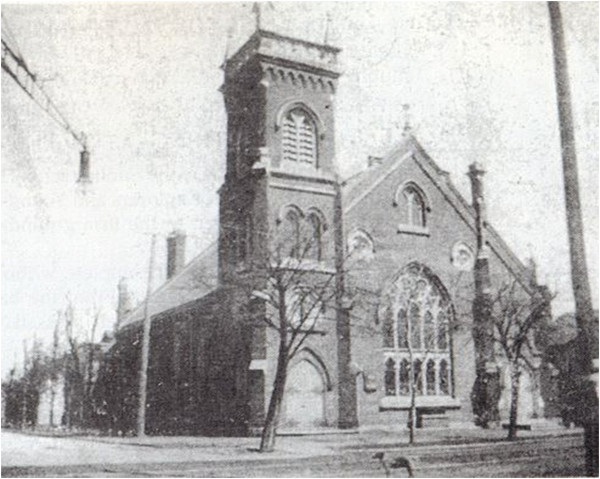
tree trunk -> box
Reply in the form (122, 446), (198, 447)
(508, 366), (521, 441)
(259, 342), (289, 452)
(408, 347), (416, 445)
(408, 387), (416, 445)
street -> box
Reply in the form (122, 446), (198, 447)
(2, 430), (585, 477)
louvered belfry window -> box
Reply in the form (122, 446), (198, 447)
(282, 107), (317, 166)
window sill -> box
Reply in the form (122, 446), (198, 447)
(397, 224), (430, 237)
(379, 395), (461, 411)
(275, 258), (336, 274)
(382, 349), (450, 356)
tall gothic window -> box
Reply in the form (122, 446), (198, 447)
(396, 183), (427, 229)
(281, 208), (301, 258)
(279, 206), (326, 261)
(282, 107), (317, 166)
(382, 263), (452, 397)
(306, 213), (323, 261)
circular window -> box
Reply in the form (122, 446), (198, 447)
(451, 242), (475, 271)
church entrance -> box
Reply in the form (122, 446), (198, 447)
(282, 359), (326, 429)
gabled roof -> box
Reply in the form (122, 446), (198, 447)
(119, 241), (219, 330)
(342, 139), (414, 211)
(341, 134), (535, 293)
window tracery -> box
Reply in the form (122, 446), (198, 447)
(381, 264), (453, 397)
(347, 229), (375, 262)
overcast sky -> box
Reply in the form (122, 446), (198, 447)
(2, 1), (597, 377)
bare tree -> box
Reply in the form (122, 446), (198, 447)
(62, 298), (102, 429)
(21, 338), (48, 428)
(248, 231), (340, 452)
(489, 280), (553, 440)
(48, 315), (61, 427)
(83, 307), (101, 426)
(63, 299), (82, 429)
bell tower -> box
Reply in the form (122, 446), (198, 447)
(218, 29), (341, 281)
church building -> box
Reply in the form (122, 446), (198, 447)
(96, 27), (548, 436)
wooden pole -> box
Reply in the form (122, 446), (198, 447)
(548, 3), (597, 476)
(548, 2), (595, 362)
(137, 234), (157, 437)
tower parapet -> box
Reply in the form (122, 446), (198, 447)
(224, 30), (340, 81)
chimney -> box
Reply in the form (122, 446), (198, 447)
(368, 156), (383, 168)
(526, 257), (538, 287)
(167, 230), (186, 279)
(116, 277), (132, 329)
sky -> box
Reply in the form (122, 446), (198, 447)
(1, 1), (598, 377)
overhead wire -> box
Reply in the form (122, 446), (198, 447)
(1, 15), (86, 149)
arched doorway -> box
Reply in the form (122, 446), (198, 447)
(282, 359), (326, 429)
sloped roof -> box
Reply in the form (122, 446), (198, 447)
(341, 134), (535, 293)
(341, 139), (414, 210)
(119, 241), (219, 329)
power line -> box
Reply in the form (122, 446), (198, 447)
(1, 14), (91, 186)
(1, 39), (86, 148)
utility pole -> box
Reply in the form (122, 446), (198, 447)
(137, 234), (157, 437)
(548, 2), (597, 475)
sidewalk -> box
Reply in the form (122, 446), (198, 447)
(2, 420), (584, 469)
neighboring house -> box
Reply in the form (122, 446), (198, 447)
(36, 341), (107, 429)
(36, 375), (65, 428)
(96, 28), (548, 436)
(541, 312), (599, 426)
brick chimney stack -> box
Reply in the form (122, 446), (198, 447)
(167, 230), (186, 279)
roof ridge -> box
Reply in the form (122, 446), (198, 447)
(119, 239), (218, 328)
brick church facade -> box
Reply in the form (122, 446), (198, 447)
(96, 29), (547, 435)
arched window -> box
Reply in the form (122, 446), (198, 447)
(426, 359), (436, 395)
(405, 186), (425, 227)
(282, 107), (317, 166)
(306, 213), (323, 261)
(399, 359), (410, 395)
(440, 360), (450, 395)
(395, 182), (428, 232)
(280, 207), (301, 258)
(413, 359), (423, 394)
(380, 263), (453, 397)
(347, 229), (375, 262)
